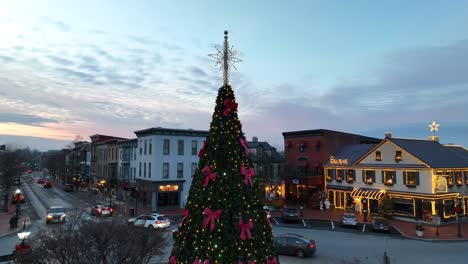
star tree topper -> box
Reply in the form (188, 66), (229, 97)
(209, 30), (242, 85)
(428, 121), (440, 132)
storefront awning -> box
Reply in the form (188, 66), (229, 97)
(351, 189), (385, 200)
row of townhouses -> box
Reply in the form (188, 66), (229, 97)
(51, 127), (468, 222)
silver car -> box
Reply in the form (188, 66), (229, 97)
(46, 206), (66, 224)
(341, 212), (358, 227)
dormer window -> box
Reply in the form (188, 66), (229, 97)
(375, 151), (382, 161)
(395, 151), (402, 162)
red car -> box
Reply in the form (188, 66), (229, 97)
(37, 178), (45, 184)
(44, 182), (52, 188)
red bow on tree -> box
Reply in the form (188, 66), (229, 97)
(198, 140), (207, 158)
(238, 219), (254, 240)
(241, 166), (255, 187)
(194, 259), (210, 264)
(239, 138), (250, 155)
(169, 255), (177, 264)
(203, 208), (222, 231)
(266, 257), (278, 264)
(201, 165), (217, 187)
(180, 209), (190, 226)
(223, 98), (238, 116)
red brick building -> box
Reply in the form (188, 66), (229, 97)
(282, 129), (380, 206)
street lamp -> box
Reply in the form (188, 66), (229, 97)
(17, 231), (30, 247)
(15, 189), (21, 216)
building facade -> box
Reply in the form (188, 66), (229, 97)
(118, 139), (137, 200)
(89, 134), (125, 186)
(324, 133), (468, 222)
(134, 127), (209, 212)
(282, 129), (380, 206)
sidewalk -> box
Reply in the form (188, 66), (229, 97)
(154, 205), (468, 242)
(0, 212), (30, 239)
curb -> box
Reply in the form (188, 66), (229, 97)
(0, 215), (31, 239)
(390, 224), (468, 242)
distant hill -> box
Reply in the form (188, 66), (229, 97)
(0, 134), (70, 151)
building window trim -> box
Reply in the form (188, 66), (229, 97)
(163, 139), (170, 155)
(191, 140), (198, 155)
(163, 163), (169, 179)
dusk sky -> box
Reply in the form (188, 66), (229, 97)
(1, 0), (468, 151)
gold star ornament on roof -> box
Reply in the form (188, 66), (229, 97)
(428, 121), (440, 132)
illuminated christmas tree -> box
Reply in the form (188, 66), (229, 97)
(169, 31), (278, 264)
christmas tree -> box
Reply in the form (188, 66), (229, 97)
(378, 191), (394, 219)
(169, 31), (278, 264)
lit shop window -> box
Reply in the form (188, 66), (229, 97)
(455, 171), (463, 186)
(335, 170), (343, 182)
(404, 171), (418, 187)
(364, 170), (375, 184)
(326, 169), (334, 182)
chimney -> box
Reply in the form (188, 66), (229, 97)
(429, 136), (439, 142)
(385, 132), (392, 138)
(252, 136), (258, 142)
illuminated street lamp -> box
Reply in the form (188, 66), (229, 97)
(15, 189), (21, 216)
(17, 231), (30, 247)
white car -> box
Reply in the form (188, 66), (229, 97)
(128, 213), (171, 228)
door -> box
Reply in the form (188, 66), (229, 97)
(274, 237), (288, 255)
(133, 216), (146, 227)
(370, 199), (379, 215)
(144, 216), (155, 227)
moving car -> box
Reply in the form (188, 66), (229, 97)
(91, 205), (114, 217)
(371, 217), (391, 232)
(37, 178), (45, 184)
(46, 206), (66, 224)
(273, 234), (316, 258)
(63, 184), (74, 192)
(282, 207), (300, 222)
(341, 212), (359, 227)
(43, 181), (52, 188)
(128, 213), (170, 228)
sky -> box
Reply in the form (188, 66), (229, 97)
(1, 0), (468, 151)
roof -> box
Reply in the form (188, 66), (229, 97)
(247, 141), (284, 162)
(445, 145), (468, 162)
(134, 127), (209, 137)
(282, 129), (381, 142)
(388, 138), (468, 168)
(324, 144), (377, 166)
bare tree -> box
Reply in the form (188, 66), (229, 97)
(0, 151), (22, 210)
(15, 210), (166, 264)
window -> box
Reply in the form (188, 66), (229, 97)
(375, 151), (382, 161)
(133, 168), (136, 179)
(144, 140), (147, 155)
(191, 140), (198, 155)
(315, 143), (321, 152)
(191, 162), (197, 176)
(465, 171), (468, 185)
(383, 171), (396, 186)
(149, 139), (152, 155)
(133, 148), (136, 160)
(335, 169), (343, 182)
(455, 171), (462, 186)
(446, 171), (454, 187)
(139, 162), (141, 177)
(395, 150), (402, 162)
(178, 140), (184, 155)
(299, 145), (305, 152)
(144, 162), (146, 178)
(363, 170), (375, 184)
(163, 139), (170, 155)
(148, 163), (151, 178)
(346, 170), (355, 183)
(140, 140), (142, 155)
(177, 163), (183, 178)
(404, 171), (418, 187)
(326, 169), (334, 181)
(163, 163), (169, 179)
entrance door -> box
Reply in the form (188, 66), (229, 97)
(370, 199), (378, 214)
(158, 192), (179, 207)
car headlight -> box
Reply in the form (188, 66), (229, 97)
(47, 215), (53, 219)
(61, 214), (66, 218)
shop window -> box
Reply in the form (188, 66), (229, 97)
(404, 171), (419, 187)
(346, 170), (355, 183)
(465, 171), (468, 185)
(444, 200), (455, 216)
(363, 170), (375, 184)
(447, 171), (454, 187)
(383, 171), (396, 186)
(375, 151), (382, 161)
(335, 170), (343, 182)
(455, 171), (462, 186)
(326, 169), (334, 181)
(393, 198), (414, 216)
(395, 150), (402, 162)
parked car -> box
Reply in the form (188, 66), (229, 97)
(128, 213), (170, 228)
(273, 234), (316, 258)
(341, 212), (359, 227)
(91, 204), (113, 217)
(37, 178), (45, 184)
(43, 181), (52, 188)
(263, 206), (272, 219)
(282, 207), (300, 222)
(63, 184), (74, 192)
(46, 206), (66, 224)
(371, 217), (391, 232)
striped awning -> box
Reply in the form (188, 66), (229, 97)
(351, 189), (385, 200)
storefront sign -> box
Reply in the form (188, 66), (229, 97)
(329, 156), (348, 165)
(434, 176), (447, 193)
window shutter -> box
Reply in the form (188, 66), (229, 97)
(332, 169), (336, 180)
(403, 171), (407, 184)
(352, 170), (356, 181)
(393, 171), (397, 184)
(362, 170), (365, 182)
(416, 172), (420, 185)
(381, 171), (385, 184)
(372, 171), (376, 183)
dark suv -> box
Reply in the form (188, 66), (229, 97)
(273, 234), (316, 258)
(282, 208), (300, 222)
